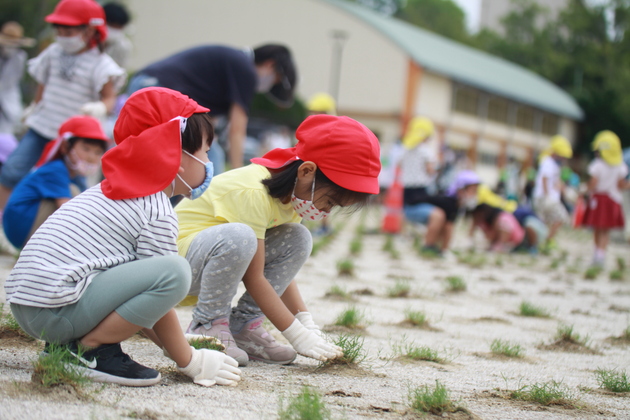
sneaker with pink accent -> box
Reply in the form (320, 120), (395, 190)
(232, 318), (297, 365)
(185, 318), (249, 367)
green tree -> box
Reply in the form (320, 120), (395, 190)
(395, 0), (469, 43)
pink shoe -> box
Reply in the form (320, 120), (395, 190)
(186, 318), (249, 366)
(233, 318), (296, 365)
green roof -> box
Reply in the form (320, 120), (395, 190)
(323, 0), (583, 120)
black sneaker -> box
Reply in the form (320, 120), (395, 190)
(43, 341), (161, 387)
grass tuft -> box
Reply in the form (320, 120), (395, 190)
(490, 339), (525, 358)
(403, 309), (428, 328)
(334, 306), (365, 329)
(519, 301), (551, 318)
(336, 258), (355, 277)
(616, 256), (626, 272)
(394, 341), (446, 363)
(382, 235), (400, 259)
(508, 380), (578, 407)
(408, 380), (461, 415)
(584, 266), (603, 280)
(32, 343), (90, 388)
(445, 276), (467, 292)
(324, 285), (353, 300)
(349, 237), (362, 256)
(595, 368), (630, 393)
(188, 336), (225, 352)
(387, 280), (411, 298)
(555, 324), (590, 347)
(321, 334), (366, 366)
(609, 269), (625, 281)
(278, 385), (331, 420)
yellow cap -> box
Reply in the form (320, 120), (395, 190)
(307, 93), (336, 115)
(592, 130), (622, 165)
(549, 135), (573, 159)
(477, 184), (518, 212)
(402, 117), (434, 149)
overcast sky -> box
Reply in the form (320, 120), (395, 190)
(451, 0), (482, 31)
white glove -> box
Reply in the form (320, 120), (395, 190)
(295, 311), (323, 337)
(80, 101), (107, 118)
(178, 347), (241, 387)
(282, 319), (343, 362)
(21, 102), (38, 122)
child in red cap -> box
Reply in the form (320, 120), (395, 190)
(2, 115), (108, 249)
(0, 0), (125, 214)
(176, 114), (381, 366)
(4, 87), (241, 388)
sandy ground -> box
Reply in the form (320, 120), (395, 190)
(1, 208), (629, 419)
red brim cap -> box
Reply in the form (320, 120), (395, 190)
(101, 87), (209, 200)
(45, 14), (86, 26)
(250, 147), (299, 168)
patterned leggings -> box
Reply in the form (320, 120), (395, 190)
(185, 223), (312, 333)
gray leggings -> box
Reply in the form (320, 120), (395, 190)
(11, 255), (191, 344)
(185, 223), (312, 333)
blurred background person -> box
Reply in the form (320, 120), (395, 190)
(0, 21), (35, 169)
(103, 2), (133, 70)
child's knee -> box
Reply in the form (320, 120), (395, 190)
(285, 223), (313, 255)
(159, 255), (192, 300)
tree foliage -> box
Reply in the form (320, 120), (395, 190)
(395, 0), (470, 43)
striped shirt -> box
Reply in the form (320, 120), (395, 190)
(26, 43), (126, 139)
(4, 184), (178, 308)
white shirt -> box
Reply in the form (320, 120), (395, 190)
(4, 185), (178, 308)
(26, 43), (126, 139)
(588, 158), (629, 203)
(534, 156), (561, 202)
(400, 142), (437, 188)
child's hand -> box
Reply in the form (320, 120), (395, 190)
(295, 311), (323, 337)
(282, 319), (343, 361)
(178, 347), (241, 387)
(80, 101), (107, 119)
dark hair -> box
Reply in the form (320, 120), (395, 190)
(182, 113), (214, 154)
(472, 203), (502, 226)
(68, 137), (108, 153)
(103, 3), (131, 27)
(261, 160), (372, 211)
(253, 44), (296, 89)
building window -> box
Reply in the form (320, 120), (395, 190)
(478, 152), (497, 166)
(516, 106), (534, 130)
(487, 97), (508, 123)
(541, 113), (559, 135)
(453, 87), (479, 115)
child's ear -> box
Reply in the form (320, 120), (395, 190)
(297, 161), (317, 180)
(177, 166), (185, 175)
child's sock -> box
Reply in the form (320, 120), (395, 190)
(594, 248), (606, 264)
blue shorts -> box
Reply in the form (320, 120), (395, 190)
(404, 203), (436, 225)
(0, 129), (51, 189)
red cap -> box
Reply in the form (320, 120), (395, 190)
(46, 0), (107, 44)
(251, 115), (381, 194)
(101, 87), (209, 200)
(35, 115), (108, 167)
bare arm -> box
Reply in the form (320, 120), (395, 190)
(227, 103), (248, 169)
(242, 239), (294, 331)
(587, 176), (598, 194)
(55, 198), (70, 208)
(34, 84), (45, 103)
(99, 79), (117, 113)
(280, 281), (308, 315)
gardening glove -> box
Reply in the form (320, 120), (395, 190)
(80, 101), (107, 119)
(295, 311), (323, 337)
(282, 319), (343, 362)
(178, 346), (241, 387)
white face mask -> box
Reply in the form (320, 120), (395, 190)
(462, 195), (478, 210)
(56, 34), (86, 54)
(106, 26), (124, 41)
(291, 178), (330, 221)
(257, 72), (276, 93)
(65, 149), (99, 176)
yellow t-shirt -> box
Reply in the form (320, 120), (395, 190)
(176, 164), (302, 257)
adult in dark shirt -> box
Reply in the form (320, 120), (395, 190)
(128, 44), (297, 171)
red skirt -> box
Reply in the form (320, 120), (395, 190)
(582, 193), (625, 229)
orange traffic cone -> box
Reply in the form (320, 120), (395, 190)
(381, 168), (403, 234)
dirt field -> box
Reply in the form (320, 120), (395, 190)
(1, 209), (629, 419)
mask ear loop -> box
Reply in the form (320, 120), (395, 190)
(310, 176), (316, 202)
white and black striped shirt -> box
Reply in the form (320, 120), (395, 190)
(4, 185), (178, 308)
(26, 43), (126, 139)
